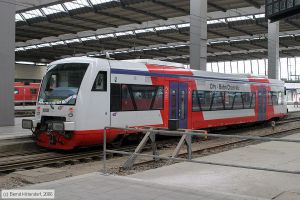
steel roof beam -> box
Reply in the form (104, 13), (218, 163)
(86, 0), (141, 24)
(285, 19), (300, 29)
(16, 27), (54, 37)
(116, 38), (147, 47)
(72, 16), (118, 28)
(136, 36), (167, 44)
(120, 1), (167, 20)
(151, 0), (189, 14)
(156, 34), (186, 43)
(229, 43), (249, 51)
(208, 2), (226, 12)
(242, 0), (261, 8)
(96, 10), (141, 24)
(16, 33), (41, 40)
(31, 24), (78, 34)
(209, 45), (229, 52)
(208, 30), (229, 38)
(50, 20), (98, 31)
(250, 41), (266, 49)
(60, 3), (118, 28)
(227, 24), (253, 36)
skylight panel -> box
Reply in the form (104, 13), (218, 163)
(175, 44), (188, 48)
(37, 43), (51, 48)
(135, 28), (155, 34)
(177, 23), (190, 28)
(158, 46), (169, 49)
(207, 19), (226, 24)
(22, 9), (43, 19)
(24, 45), (37, 50)
(64, 0), (89, 10)
(254, 14), (265, 19)
(15, 47), (25, 52)
(16, 61), (35, 65)
(210, 40), (226, 44)
(155, 25), (176, 31)
(15, 14), (24, 22)
(51, 41), (65, 46)
(42, 4), (65, 15)
(90, 0), (120, 5)
(81, 36), (97, 41)
(97, 34), (114, 39)
(115, 31), (134, 37)
(65, 38), (80, 43)
(227, 15), (253, 22)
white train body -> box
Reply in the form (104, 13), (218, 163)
(22, 57), (287, 149)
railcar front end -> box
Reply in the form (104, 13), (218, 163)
(22, 58), (116, 150)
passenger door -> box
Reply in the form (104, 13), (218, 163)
(169, 82), (188, 129)
(258, 87), (267, 121)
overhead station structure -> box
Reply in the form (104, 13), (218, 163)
(1, 0), (300, 126)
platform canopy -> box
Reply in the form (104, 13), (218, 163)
(14, 0), (300, 63)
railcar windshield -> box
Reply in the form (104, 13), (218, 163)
(38, 63), (89, 105)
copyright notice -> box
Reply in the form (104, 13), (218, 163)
(1, 189), (55, 199)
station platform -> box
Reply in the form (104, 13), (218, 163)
(20, 132), (300, 200)
(0, 117), (32, 139)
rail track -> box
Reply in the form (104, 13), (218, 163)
(1, 117), (300, 174)
(119, 119), (300, 170)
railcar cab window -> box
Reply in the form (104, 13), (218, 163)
(192, 90), (256, 111)
(92, 71), (107, 91)
(111, 84), (164, 112)
(38, 63), (89, 105)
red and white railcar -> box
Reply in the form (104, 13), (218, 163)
(14, 82), (40, 105)
(22, 57), (287, 150)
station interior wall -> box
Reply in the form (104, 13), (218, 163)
(15, 64), (46, 82)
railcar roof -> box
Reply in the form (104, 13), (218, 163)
(48, 57), (284, 85)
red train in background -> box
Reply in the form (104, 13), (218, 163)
(14, 82), (40, 105)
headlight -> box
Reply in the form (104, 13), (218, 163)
(22, 119), (33, 129)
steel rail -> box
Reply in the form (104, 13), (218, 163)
(105, 126), (300, 143)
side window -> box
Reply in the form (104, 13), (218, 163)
(92, 71), (107, 91)
(225, 92), (235, 110)
(110, 84), (164, 112)
(202, 91), (212, 111)
(243, 93), (251, 109)
(268, 92), (273, 105)
(152, 86), (164, 110)
(234, 93), (244, 109)
(121, 85), (135, 111)
(271, 92), (279, 105)
(192, 91), (201, 111)
(211, 91), (225, 110)
(278, 92), (284, 105)
(250, 92), (256, 108)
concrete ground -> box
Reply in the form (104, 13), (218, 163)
(131, 133), (300, 200)
(0, 117), (32, 139)
(17, 132), (300, 200)
(23, 173), (264, 200)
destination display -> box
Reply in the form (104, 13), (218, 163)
(266, 0), (300, 22)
